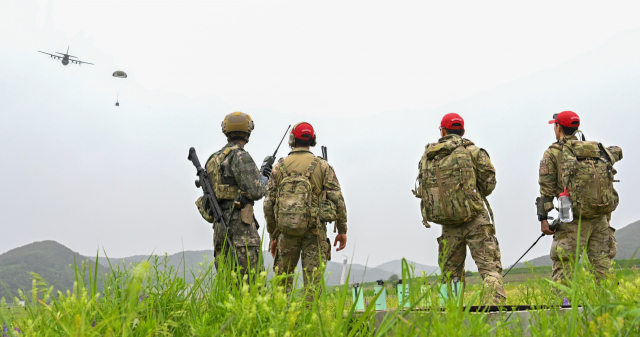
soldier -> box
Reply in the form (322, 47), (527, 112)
(195, 112), (268, 275)
(537, 111), (622, 283)
(263, 122), (347, 300)
(414, 113), (506, 301)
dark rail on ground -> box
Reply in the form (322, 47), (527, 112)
(401, 304), (576, 313)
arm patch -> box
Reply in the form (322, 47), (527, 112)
(539, 164), (549, 176)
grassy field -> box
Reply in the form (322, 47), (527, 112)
(0, 252), (639, 336)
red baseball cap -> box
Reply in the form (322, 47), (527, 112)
(549, 111), (580, 127)
(292, 122), (315, 140)
(441, 113), (464, 130)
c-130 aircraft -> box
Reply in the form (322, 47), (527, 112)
(38, 47), (93, 66)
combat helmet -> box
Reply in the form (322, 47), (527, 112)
(222, 112), (254, 142)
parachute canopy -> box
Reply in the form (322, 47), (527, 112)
(112, 70), (127, 78)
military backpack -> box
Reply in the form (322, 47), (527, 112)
(415, 137), (491, 226)
(205, 145), (242, 200)
(275, 157), (321, 236)
(550, 133), (619, 218)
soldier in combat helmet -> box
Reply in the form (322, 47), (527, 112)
(263, 122), (348, 300)
(195, 112), (269, 275)
(414, 113), (506, 301)
(537, 111), (622, 283)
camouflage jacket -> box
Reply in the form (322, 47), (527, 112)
(195, 141), (266, 248)
(264, 148), (348, 240)
(538, 135), (622, 214)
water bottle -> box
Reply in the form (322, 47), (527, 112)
(558, 188), (573, 223)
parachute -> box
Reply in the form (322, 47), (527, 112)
(112, 70), (128, 106)
(112, 71), (127, 78)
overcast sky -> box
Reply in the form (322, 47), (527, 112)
(1, 0), (639, 269)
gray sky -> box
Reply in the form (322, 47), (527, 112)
(1, 0), (639, 269)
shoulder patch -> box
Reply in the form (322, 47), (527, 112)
(539, 163), (549, 176)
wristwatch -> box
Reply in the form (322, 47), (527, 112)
(538, 215), (549, 221)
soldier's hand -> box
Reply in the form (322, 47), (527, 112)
(334, 234), (347, 251)
(541, 220), (555, 235)
(270, 239), (278, 258)
(260, 156), (274, 178)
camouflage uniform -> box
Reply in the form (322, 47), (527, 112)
(264, 148), (347, 297)
(419, 134), (506, 299)
(196, 141), (266, 275)
(539, 136), (621, 282)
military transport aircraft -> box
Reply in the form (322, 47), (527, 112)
(38, 47), (93, 66)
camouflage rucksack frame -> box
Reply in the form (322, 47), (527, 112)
(414, 138), (494, 226)
(550, 131), (619, 218)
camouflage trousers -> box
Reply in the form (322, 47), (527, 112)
(550, 214), (616, 282)
(214, 243), (262, 277)
(437, 213), (507, 299)
(274, 229), (331, 300)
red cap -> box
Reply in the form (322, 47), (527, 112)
(559, 187), (570, 197)
(440, 113), (464, 130)
(292, 122), (314, 141)
(549, 111), (580, 127)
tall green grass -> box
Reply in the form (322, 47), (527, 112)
(1, 245), (639, 336)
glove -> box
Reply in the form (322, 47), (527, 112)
(260, 156), (275, 178)
(536, 197), (547, 221)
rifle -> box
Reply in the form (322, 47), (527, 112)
(502, 217), (561, 277)
(260, 125), (291, 177)
(321, 146), (327, 161)
(188, 147), (236, 256)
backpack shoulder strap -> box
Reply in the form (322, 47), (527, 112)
(306, 157), (322, 195)
(461, 138), (475, 147)
(224, 144), (240, 155)
(548, 143), (563, 151)
(278, 157), (289, 176)
(215, 145), (240, 163)
(305, 157), (321, 178)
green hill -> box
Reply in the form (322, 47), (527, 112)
(514, 219), (640, 268)
(0, 241), (107, 301)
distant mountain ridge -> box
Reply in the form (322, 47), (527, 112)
(514, 219), (640, 268)
(96, 250), (438, 285)
(375, 259), (439, 276)
(0, 241), (108, 300)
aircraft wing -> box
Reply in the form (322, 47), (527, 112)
(73, 59), (94, 65)
(38, 51), (61, 59)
